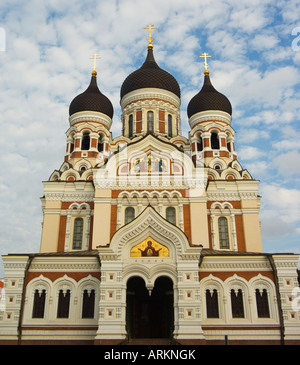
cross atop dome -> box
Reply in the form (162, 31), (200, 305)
(144, 24), (157, 49)
(90, 53), (101, 76)
(200, 52), (211, 75)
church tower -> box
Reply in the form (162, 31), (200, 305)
(120, 33), (180, 139)
(1, 27), (299, 346)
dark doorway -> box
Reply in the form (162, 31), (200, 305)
(126, 276), (174, 339)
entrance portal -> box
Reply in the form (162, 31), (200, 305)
(126, 276), (174, 339)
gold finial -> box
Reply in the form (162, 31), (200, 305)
(144, 24), (157, 49)
(90, 53), (101, 75)
(200, 52), (211, 75)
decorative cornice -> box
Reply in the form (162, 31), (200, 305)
(207, 191), (258, 201)
(120, 88), (181, 109)
(44, 192), (95, 202)
(29, 263), (100, 272)
(69, 110), (112, 130)
(189, 110), (232, 129)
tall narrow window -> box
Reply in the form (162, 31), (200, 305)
(82, 289), (95, 319)
(72, 217), (84, 250)
(168, 114), (172, 137)
(218, 217), (229, 249)
(128, 114), (133, 138)
(147, 111), (154, 133)
(98, 134), (103, 152)
(166, 207), (176, 225)
(231, 289), (245, 318)
(211, 132), (219, 149)
(32, 289), (46, 318)
(125, 207), (135, 225)
(81, 132), (90, 150)
(255, 289), (270, 318)
(70, 133), (75, 153)
(206, 289), (219, 318)
(197, 137), (203, 152)
(57, 289), (70, 318)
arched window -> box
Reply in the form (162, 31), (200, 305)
(218, 217), (229, 249)
(32, 289), (46, 318)
(72, 217), (84, 250)
(82, 289), (95, 319)
(168, 114), (172, 137)
(81, 131), (90, 150)
(255, 289), (270, 318)
(231, 289), (245, 318)
(147, 111), (154, 133)
(125, 207), (135, 225)
(206, 289), (219, 318)
(128, 114), (133, 138)
(166, 207), (176, 225)
(57, 289), (70, 318)
(211, 132), (219, 149)
(98, 134), (103, 152)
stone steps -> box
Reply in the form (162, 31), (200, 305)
(125, 338), (173, 346)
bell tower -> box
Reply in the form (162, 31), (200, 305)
(120, 25), (181, 140)
(65, 55), (114, 170)
(188, 53), (237, 170)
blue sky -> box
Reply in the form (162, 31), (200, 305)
(0, 0), (299, 277)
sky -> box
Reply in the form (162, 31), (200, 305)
(0, 0), (300, 277)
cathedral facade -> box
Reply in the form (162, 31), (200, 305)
(1, 32), (300, 345)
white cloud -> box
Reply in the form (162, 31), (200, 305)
(273, 151), (300, 176)
(238, 146), (264, 160)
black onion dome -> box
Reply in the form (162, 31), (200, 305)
(121, 48), (180, 99)
(69, 72), (114, 118)
(187, 72), (232, 118)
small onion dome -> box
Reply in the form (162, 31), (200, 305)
(120, 47), (180, 99)
(187, 70), (232, 118)
(69, 71), (114, 118)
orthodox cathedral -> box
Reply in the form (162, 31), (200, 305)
(0, 27), (299, 345)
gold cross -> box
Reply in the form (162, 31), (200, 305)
(200, 52), (211, 72)
(90, 53), (101, 71)
(144, 24), (157, 48)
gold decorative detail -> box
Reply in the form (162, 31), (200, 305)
(200, 52), (211, 75)
(132, 152), (167, 173)
(90, 53), (101, 75)
(144, 24), (157, 49)
(130, 237), (169, 257)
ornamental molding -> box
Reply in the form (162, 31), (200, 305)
(29, 263), (100, 272)
(69, 111), (112, 129)
(44, 192), (95, 202)
(200, 261), (272, 271)
(189, 110), (232, 129)
(207, 191), (258, 201)
(120, 88), (181, 109)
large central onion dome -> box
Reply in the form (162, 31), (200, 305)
(69, 71), (114, 119)
(120, 47), (180, 99)
(187, 70), (232, 118)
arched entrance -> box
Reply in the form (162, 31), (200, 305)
(126, 276), (174, 339)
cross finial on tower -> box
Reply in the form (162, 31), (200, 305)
(90, 53), (101, 75)
(144, 24), (157, 49)
(200, 52), (211, 75)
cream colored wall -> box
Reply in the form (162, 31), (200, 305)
(92, 189), (112, 248)
(241, 199), (263, 252)
(189, 201), (210, 247)
(40, 201), (61, 253)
